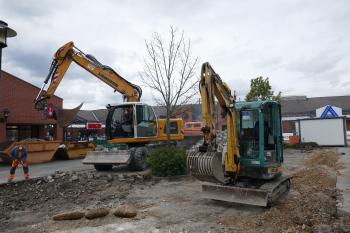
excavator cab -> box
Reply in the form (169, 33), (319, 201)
(237, 101), (283, 180)
(106, 103), (157, 140)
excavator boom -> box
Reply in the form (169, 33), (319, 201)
(35, 42), (141, 111)
(188, 62), (240, 183)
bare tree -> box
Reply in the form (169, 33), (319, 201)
(141, 26), (199, 140)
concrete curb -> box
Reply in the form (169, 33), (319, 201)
(336, 148), (350, 216)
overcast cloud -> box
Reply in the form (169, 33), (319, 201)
(0, 0), (349, 109)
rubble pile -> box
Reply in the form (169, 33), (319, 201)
(305, 149), (342, 169)
(187, 130), (227, 153)
(0, 170), (148, 232)
(220, 149), (349, 233)
(256, 166), (338, 232)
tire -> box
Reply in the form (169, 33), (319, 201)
(94, 164), (113, 171)
(127, 147), (137, 171)
(130, 147), (149, 171)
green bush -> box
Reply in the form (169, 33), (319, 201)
(147, 146), (187, 177)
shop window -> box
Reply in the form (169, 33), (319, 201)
(6, 125), (32, 141)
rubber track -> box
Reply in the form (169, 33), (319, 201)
(259, 175), (291, 207)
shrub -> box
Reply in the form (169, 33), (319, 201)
(147, 146), (187, 177)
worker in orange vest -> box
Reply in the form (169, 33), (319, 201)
(7, 145), (30, 182)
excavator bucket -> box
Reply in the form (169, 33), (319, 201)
(187, 151), (226, 183)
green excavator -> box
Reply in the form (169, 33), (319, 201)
(187, 62), (290, 207)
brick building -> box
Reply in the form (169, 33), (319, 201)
(0, 71), (63, 148)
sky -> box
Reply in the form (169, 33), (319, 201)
(0, 0), (349, 110)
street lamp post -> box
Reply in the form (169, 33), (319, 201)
(0, 20), (17, 76)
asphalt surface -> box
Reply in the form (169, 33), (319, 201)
(0, 159), (94, 184)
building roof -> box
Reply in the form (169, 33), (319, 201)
(76, 109), (108, 124)
(72, 95), (350, 124)
(152, 104), (198, 118)
(280, 95), (350, 116)
(152, 106), (167, 117)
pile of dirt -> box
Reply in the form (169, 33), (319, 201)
(258, 150), (341, 232)
(259, 166), (338, 232)
(219, 149), (342, 232)
(304, 149), (340, 169)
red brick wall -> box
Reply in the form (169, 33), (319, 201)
(0, 71), (63, 142)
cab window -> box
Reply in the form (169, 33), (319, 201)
(136, 105), (157, 137)
(109, 105), (134, 138)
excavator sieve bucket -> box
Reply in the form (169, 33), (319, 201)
(187, 151), (227, 184)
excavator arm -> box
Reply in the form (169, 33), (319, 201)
(34, 41), (142, 111)
(187, 62), (240, 183)
(199, 62), (240, 175)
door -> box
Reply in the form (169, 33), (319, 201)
(106, 104), (135, 139)
(262, 103), (282, 164)
(135, 104), (157, 138)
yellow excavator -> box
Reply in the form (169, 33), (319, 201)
(35, 41), (184, 171)
(187, 62), (290, 207)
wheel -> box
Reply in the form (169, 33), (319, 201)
(94, 164), (113, 171)
(127, 147), (137, 170)
(130, 147), (149, 171)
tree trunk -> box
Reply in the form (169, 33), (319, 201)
(166, 105), (171, 144)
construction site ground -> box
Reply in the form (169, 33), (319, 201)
(1, 148), (350, 233)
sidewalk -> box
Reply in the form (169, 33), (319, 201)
(337, 147), (350, 215)
(0, 159), (93, 184)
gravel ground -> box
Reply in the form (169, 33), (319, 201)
(0, 149), (349, 233)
